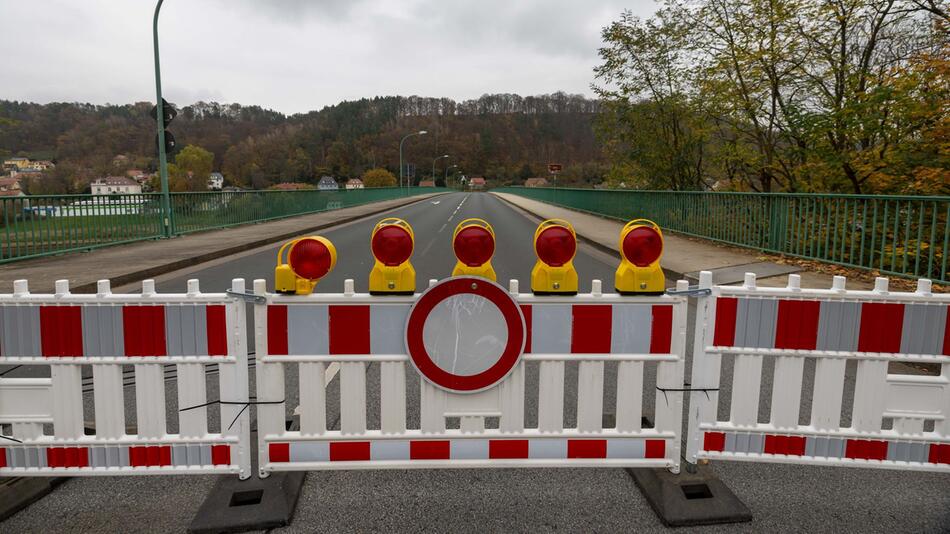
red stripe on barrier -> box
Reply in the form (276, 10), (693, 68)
(845, 439), (888, 461)
(567, 439), (607, 459)
(520, 304), (532, 353)
(929, 443), (950, 465)
(489, 440), (529, 459)
(650, 305), (673, 354)
(713, 298), (738, 346)
(570, 305), (612, 353)
(47, 447), (89, 468)
(764, 435), (807, 456)
(130, 446), (171, 467)
(267, 305), (288, 355)
(943, 310), (950, 356)
(205, 305), (228, 356)
(410, 440), (450, 460)
(329, 441), (370, 461)
(645, 440), (666, 459)
(211, 445), (231, 466)
(0, 449), (5, 468)
(774, 300), (820, 350)
(857, 303), (904, 353)
(40, 306), (83, 357)
(329, 306), (370, 355)
(123, 306), (167, 356)
(269, 443), (289, 463)
(703, 432), (726, 452)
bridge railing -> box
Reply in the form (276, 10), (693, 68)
(0, 187), (445, 264)
(495, 187), (950, 284)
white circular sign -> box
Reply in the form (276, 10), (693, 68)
(405, 277), (526, 393)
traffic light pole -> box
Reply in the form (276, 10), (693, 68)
(153, 0), (173, 237)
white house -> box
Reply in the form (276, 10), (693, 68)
(91, 176), (142, 195)
(345, 178), (364, 190)
(207, 172), (224, 190)
(317, 176), (339, 190)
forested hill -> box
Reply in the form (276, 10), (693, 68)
(0, 92), (604, 192)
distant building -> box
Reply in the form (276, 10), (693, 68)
(26, 160), (54, 171)
(91, 176), (142, 195)
(3, 157), (30, 171)
(0, 176), (22, 192)
(222, 186), (244, 192)
(317, 176), (339, 191)
(0, 189), (25, 198)
(207, 172), (224, 190)
(524, 177), (549, 188)
(345, 178), (364, 190)
(468, 177), (487, 190)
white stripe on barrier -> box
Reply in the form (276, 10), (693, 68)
(686, 273), (950, 473)
(0, 278), (252, 479)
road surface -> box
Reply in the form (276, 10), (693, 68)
(2, 192), (948, 533)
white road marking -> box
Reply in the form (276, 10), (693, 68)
(431, 201), (441, 205)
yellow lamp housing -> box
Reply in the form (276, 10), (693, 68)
(451, 218), (497, 281)
(369, 218), (416, 295)
(615, 219), (665, 295)
(275, 236), (338, 295)
(530, 219), (579, 295)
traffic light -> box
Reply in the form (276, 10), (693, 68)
(150, 98), (178, 155)
(452, 218), (496, 281)
(530, 219), (578, 295)
(275, 236), (337, 295)
(615, 219), (665, 295)
(369, 218), (416, 295)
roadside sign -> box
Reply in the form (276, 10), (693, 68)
(405, 277), (525, 393)
(548, 164), (562, 174)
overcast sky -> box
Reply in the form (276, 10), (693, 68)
(0, 0), (658, 114)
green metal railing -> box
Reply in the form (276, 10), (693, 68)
(0, 187), (444, 263)
(496, 187), (950, 284)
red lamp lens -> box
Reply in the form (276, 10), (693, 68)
(289, 238), (332, 280)
(453, 226), (495, 266)
(372, 225), (413, 266)
(535, 226), (576, 267)
(622, 226), (663, 267)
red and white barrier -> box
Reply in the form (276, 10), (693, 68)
(254, 278), (688, 475)
(0, 279), (252, 478)
(686, 272), (950, 472)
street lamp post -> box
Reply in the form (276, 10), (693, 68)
(445, 164), (458, 187)
(399, 130), (427, 192)
(153, 0), (172, 237)
(431, 154), (449, 183)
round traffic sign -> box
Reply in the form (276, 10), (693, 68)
(405, 277), (525, 393)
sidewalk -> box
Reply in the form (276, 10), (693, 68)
(493, 192), (874, 290)
(0, 193), (446, 293)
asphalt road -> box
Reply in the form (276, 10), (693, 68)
(2, 192), (948, 533)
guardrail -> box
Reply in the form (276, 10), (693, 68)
(495, 187), (950, 284)
(0, 187), (446, 264)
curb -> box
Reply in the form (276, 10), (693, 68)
(491, 193), (690, 282)
(71, 193), (447, 293)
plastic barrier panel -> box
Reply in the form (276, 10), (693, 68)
(254, 277), (688, 476)
(0, 278), (252, 478)
(686, 272), (950, 473)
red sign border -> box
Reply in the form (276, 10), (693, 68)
(405, 277), (525, 393)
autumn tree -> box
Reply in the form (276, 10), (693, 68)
(361, 167), (397, 187)
(168, 144), (214, 191)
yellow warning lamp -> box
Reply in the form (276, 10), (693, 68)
(615, 219), (665, 295)
(530, 219), (578, 295)
(451, 218), (497, 281)
(369, 218), (416, 295)
(275, 236), (337, 295)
